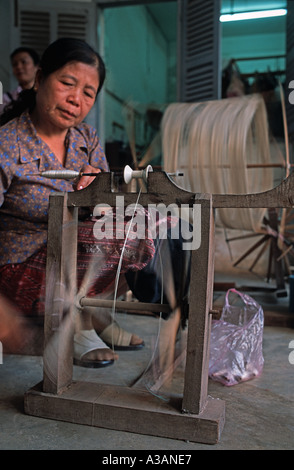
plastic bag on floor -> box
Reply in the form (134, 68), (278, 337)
(209, 288), (264, 386)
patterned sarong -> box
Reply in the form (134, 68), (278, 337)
(0, 217), (155, 317)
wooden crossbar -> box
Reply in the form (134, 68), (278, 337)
(79, 297), (171, 314)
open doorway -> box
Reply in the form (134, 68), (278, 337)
(100, 0), (288, 170)
(221, 0), (287, 141)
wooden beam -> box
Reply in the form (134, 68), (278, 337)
(43, 193), (78, 394)
(79, 297), (171, 314)
(182, 196), (214, 414)
(24, 381), (225, 445)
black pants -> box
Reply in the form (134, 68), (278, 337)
(125, 220), (191, 326)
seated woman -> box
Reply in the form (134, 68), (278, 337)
(0, 38), (156, 368)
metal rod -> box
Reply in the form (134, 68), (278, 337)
(184, 163), (293, 169)
(35, 163), (292, 181)
(35, 170), (100, 179)
(37, 167), (183, 182)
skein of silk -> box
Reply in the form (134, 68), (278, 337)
(161, 94), (273, 233)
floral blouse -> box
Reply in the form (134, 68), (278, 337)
(0, 111), (109, 266)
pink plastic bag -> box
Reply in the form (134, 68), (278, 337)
(209, 288), (264, 386)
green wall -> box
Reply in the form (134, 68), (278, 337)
(103, 5), (176, 150)
(221, 15), (286, 81)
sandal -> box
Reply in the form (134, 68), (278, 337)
(99, 321), (145, 351)
(74, 329), (115, 368)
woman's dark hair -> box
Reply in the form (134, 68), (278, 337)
(10, 47), (40, 66)
(40, 38), (105, 94)
(1, 38), (106, 126)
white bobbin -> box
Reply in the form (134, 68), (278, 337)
(123, 165), (153, 184)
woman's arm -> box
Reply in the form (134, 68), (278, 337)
(74, 124), (109, 190)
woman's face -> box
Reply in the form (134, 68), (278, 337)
(11, 52), (38, 89)
(34, 61), (99, 131)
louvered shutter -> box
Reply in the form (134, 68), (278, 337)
(19, 10), (50, 57)
(14, 0), (97, 56)
(178, 0), (221, 102)
(286, 0), (294, 139)
(57, 13), (89, 41)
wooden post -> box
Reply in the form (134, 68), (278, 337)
(182, 196), (214, 414)
(267, 208), (286, 295)
(43, 193), (78, 394)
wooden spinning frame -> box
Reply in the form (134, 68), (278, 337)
(223, 156), (294, 293)
(224, 86), (293, 292)
(159, 89), (293, 295)
(24, 169), (294, 445)
(224, 205), (294, 294)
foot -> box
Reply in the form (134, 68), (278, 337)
(82, 347), (118, 362)
(74, 329), (118, 368)
(99, 321), (145, 351)
(89, 307), (145, 350)
(129, 332), (144, 347)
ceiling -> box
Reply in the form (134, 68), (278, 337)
(221, 0), (286, 13)
(146, 0), (287, 42)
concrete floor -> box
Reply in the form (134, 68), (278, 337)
(1, 292), (293, 450)
(1, 227), (294, 450)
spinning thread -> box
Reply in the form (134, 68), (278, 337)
(162, 94), (274, 233)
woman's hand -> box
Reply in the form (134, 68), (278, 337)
(0, 295), (31, 352)
(74, 164), (101, 190)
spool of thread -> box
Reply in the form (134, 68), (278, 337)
(123, 165), (153, 184)
(39, 170), (80, 179)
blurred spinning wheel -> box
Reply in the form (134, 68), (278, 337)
(227, 206), (294, 296)
(161, 92), (293, 296)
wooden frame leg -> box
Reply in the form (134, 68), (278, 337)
(43, 193), (78, 394)
(182, 197), (215, 414)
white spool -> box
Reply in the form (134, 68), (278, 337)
(123, 165), (153, 184)
(40, 170), (80, 179)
